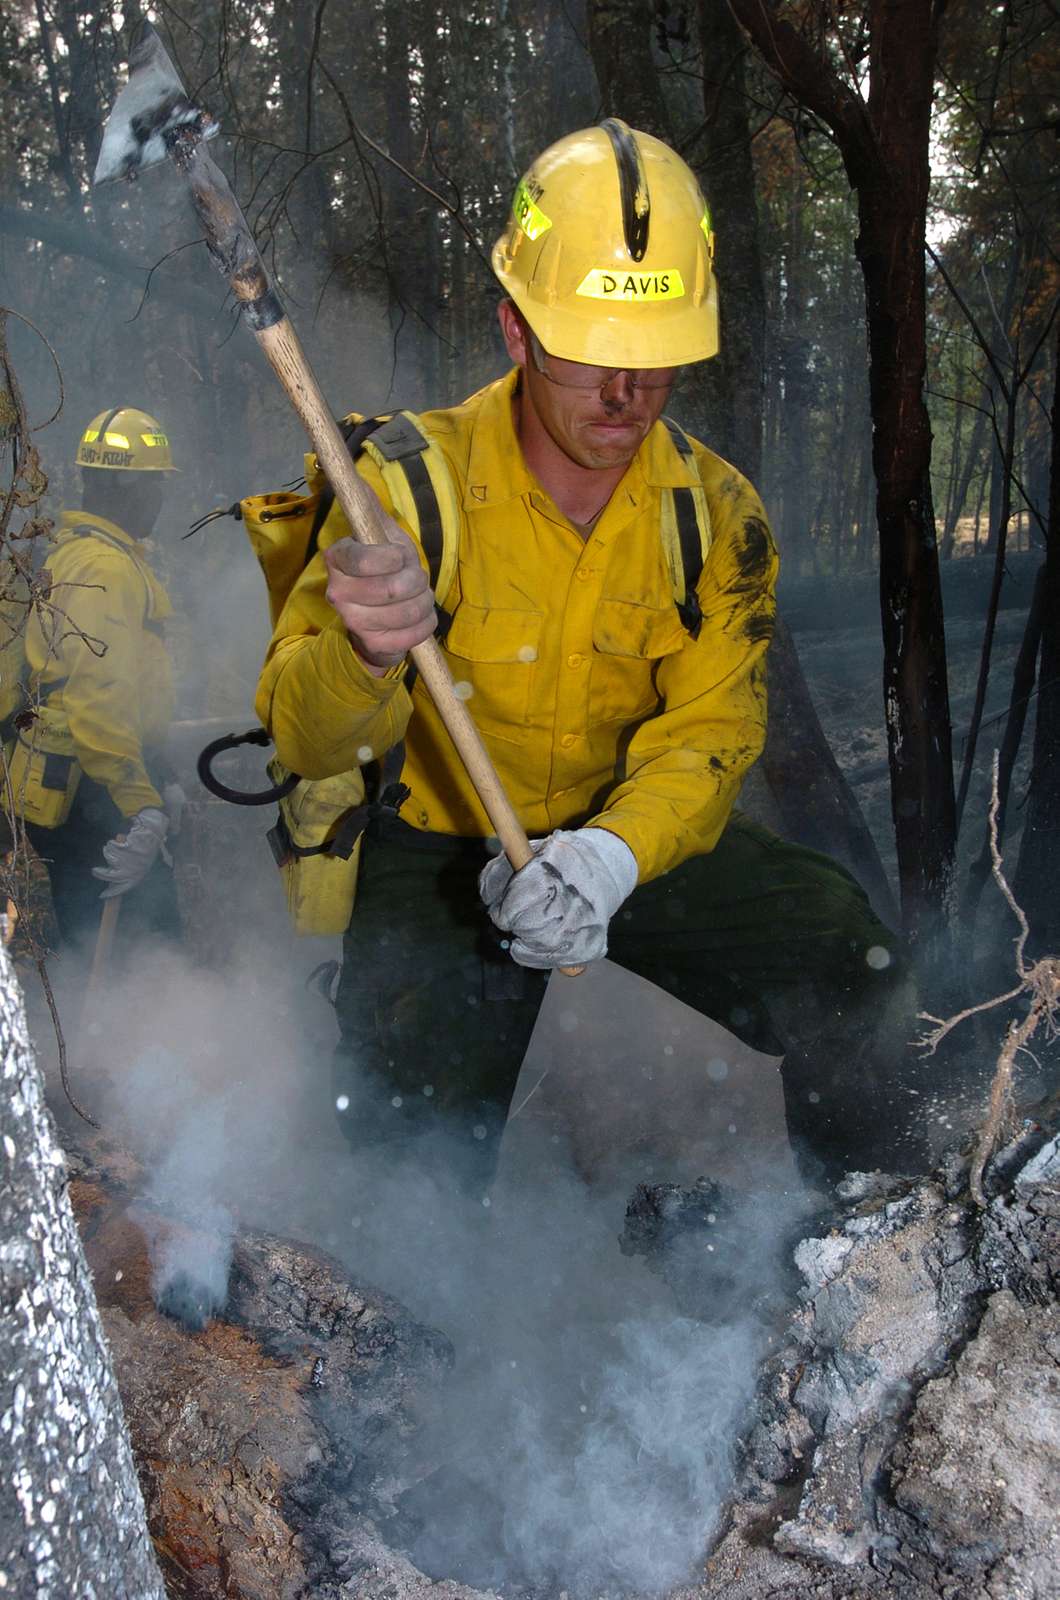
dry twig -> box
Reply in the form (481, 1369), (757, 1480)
(919, 752), (1059, 1204)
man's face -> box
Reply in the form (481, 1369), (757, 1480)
(499, 303), (675, 472)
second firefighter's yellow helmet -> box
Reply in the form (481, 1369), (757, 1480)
(75, 406), (177, 471)
(492, 119), (718, 370)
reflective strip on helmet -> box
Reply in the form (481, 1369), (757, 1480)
(513, 179), (551, 241)
(576, 269), (685, 302)
(140, 432), (169, 448)
(700, 209), (715, 258)
(103, 431), (131, 448)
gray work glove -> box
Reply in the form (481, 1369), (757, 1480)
(162, 781), (187, 838)
(92, 806), (171, 899)
(479, 827), (639, 969)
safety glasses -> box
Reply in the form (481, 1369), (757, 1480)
(527, 330), (677, 392)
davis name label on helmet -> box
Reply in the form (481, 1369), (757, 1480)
(577, 269), (685, 302)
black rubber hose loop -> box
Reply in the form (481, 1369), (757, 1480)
(196, 727), (300, 805)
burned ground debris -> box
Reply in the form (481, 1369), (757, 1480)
(59, 1107), (1060, 1600)
(68, 1154), (453, 1599)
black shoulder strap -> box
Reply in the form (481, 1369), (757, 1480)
(302, 415), (388, 572)
(661, 416), (704, 639)
(302, 413), (448, 600)
(368, 414), (446, 598)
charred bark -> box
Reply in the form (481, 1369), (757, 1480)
(961, 563), (1044, 926)
(1013, 322), (1060, 946)
(728, 0), (956, 954)
(67, 1153), (452, 1600)
(587, 0), (674, 141)
(586, 0), (898, 926)
(0, 947), (165, 1600)
(694, 0), (766, 478)
(852, 7), (956, 955)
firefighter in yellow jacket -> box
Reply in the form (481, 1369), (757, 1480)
(15, 406), (183, 952)
(257, 122), (911, 1180)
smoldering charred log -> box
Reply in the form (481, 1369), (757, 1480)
(68, 1158), (452, 1600)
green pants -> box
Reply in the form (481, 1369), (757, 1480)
(335, 813), (919, 1182)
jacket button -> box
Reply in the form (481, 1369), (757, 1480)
(567, 653), (584, 669)
(576, 568), (591, 581)
(560, 733), (576, 749)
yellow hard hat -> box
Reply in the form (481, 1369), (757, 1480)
(75, 407), (177, 471)
(492, 119), (718, 369)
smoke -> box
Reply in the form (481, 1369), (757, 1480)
(63, 901), (810, 1598)
(353, 1139), (790, 1597)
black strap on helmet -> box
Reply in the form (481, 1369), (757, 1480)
(601, 118), (651, 262)
(197, 727), (300, 805)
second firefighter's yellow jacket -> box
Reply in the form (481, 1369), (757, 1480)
(256, 370), (778, 885)
(26, 510), (175, 816)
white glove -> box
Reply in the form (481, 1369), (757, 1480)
(479, 827), (638, 969)
(92, 807), (171, 899)
(162, 781), (186, 838)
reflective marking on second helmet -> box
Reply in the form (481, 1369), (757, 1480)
(513, 178), (552, 242)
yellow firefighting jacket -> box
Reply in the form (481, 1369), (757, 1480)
(256, 369), (778, 885)
(26, 510), (175, 817)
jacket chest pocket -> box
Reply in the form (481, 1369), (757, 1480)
(443, 603), (543, 745)
(591, 597), (686, 726)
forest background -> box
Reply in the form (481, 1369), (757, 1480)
(0, 0), (1057, 966)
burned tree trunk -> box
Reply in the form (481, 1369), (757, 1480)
(729, 0), (957, 954)
(586, 0), (899, 926)
(694, 0), (767, 478)
(0, 945), (165, 1600)
(1013, 322), (1060, 945)
(587, 0), (673, 142)
(859, 138), (955, 954)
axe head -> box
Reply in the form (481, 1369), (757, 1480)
(94, 25), (219, 185)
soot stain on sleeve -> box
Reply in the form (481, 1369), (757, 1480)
(743, 611), (775, 645)
(733, 517), (775, 589)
